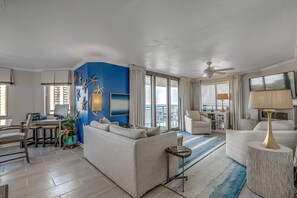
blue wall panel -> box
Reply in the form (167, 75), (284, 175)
(74, 62), (129, 143)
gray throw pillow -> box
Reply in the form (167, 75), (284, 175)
(109, 125), (147, 140)
(134, 125), (161, 137)
(90, 121), (110, 131)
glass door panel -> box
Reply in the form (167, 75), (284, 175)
(145, 76), (152, 127)
(170, 80), (179, 129)
(155, 77), (168, 131)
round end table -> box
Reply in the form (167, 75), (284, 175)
(165, 146), (192, 192)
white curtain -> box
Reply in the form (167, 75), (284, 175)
(179, 77), (192, 131)
(129, 64), (146, 126)
(191, 79), (201, 111)
(229, 74), (243, 130)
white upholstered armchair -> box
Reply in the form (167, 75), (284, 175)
(184, 110), (211, 134)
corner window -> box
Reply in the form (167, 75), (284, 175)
(45, 85), (70, 114)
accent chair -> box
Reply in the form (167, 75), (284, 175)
(184, 110), (212, 134)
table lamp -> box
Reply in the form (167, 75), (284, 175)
(92, 93), (102, 121)
(217, 93), (228, 112)
(248, 90), (293, 149)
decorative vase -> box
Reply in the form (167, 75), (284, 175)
(63, 135), (78, 146)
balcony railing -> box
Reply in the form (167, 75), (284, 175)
(145, 104), (179, 130)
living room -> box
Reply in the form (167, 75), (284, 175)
(0, 1), (297, 198)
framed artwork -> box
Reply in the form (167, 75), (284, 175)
(110, 93), (129, 116)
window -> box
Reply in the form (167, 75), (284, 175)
(45, 85), (70, 114)
(145, 76), (152, 127)
(201, 82), (229, 111)
(0, 85), (7, 117)
(145, 74), (180, 131)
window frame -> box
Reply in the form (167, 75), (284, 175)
(0, 84), (8, 118)
(201, 81), (230, 112)
(44, 85), (71, 115)
(145, 72), (180, 132)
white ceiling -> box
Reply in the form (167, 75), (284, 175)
(0, 0), (296, 77)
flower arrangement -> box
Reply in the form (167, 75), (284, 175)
(59, 116), (78, 143)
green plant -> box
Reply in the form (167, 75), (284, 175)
(59, 116), (78, 143)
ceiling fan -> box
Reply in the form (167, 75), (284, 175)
(203, 61), (234, 78)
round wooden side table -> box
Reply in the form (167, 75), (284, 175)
(246, 141), (294, 198)
(166, 145), (192, 192)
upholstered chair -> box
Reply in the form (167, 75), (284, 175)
(184, 110), (211, 134)
(0, 114), (32, 163)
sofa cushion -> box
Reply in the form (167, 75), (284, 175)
(134, 125), (161, 137)
(192, 121), (209, 128)
(253, 120), (294, 131)
(109, 124), (147, 140)
(186, 110), (201, 121)
(90, 121), (110, 131)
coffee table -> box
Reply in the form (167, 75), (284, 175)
(165, 145), (192, 192)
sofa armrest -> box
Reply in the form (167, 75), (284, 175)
(135, 131), (178, 196)
(185, 115), (193, 131)
(200, 115), (211, 123)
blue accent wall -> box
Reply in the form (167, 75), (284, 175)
(74, 62), (129, 143)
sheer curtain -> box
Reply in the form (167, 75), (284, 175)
(179, 77), (192, 131)
(129, 64), (146, 126)
(229, 74), (243, 130)
(191, 79), (201, 111)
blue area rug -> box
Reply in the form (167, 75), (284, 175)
(171, 132), (246, 198)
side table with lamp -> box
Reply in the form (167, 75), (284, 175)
(247, 89), (294, 197)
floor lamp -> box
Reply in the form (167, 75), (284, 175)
(248, 90), (293, 149)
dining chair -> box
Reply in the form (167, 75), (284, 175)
(0, 114), (33, 163)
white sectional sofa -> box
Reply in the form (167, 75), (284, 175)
(83, 123), (178, 198)
(226, 120), (297, 166)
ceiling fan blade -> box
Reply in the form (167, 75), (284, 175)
(214, 71), (226, 75)
(214, 68), (235, 72)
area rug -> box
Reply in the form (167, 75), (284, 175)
(167, 132), (246, 198)
(177, 131), (226, 172)
(0, 184), (8, 198)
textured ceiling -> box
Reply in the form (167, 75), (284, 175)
(0, 0), (296, 77)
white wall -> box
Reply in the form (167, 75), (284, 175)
(7, 70), (44, 124)
(242, 60), (297, 120)
(7, 70), (74, 125)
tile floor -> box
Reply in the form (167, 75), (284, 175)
(0, 145), (182, 198)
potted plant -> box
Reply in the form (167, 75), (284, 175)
(59, 116), (78, 149)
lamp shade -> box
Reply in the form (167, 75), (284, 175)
(248, 90), (293, 109)
(217, 93), (229, 100)
(92, 93), (102, 111)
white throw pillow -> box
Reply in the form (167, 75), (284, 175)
(134, 125), (161, 137)
(109, 125), (147, 140)
(100, 117), (111, 124)
(90, 121), (110, 131)
(253, 120), (294, 131)
(186, 110), (201, 121)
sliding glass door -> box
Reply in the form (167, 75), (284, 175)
(156, 77), (168, 131)
(145, 74), (180, 132)
(170, 80), (179, 129)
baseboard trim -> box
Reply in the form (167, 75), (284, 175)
(78, 141), (84, 148)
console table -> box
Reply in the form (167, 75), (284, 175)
(246, 142), (294, 198)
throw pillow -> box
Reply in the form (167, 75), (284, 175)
(100, 117), (111, 124)
(134, 125), (161, 137)
(90, 121), (110, 131)
(109, 124), (147, 140)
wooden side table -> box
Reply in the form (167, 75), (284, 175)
(246, 142), (294, 198)
(166, 146), (192, 192)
